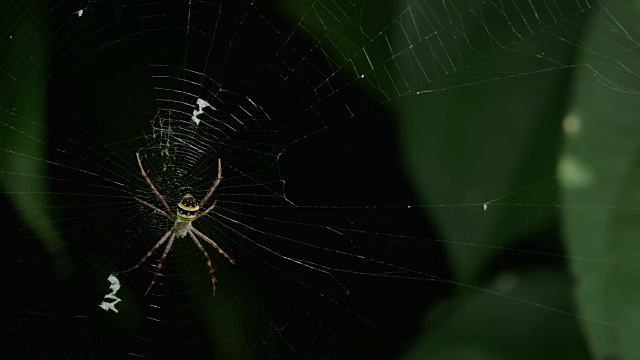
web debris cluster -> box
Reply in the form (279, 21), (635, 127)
(99, 275), (122, 313)
(191, 98), (213, 126)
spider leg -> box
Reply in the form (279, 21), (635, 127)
(123, 228), (174, 273)
(134, 197), (173, 220)
(188, 230), (217, 297)
(198, 158), (222, 207)
(195, 200), (217, 220)
(191, 226), (235, 265)
(145, 232), (177, 296)
(136, 152), (173, 215)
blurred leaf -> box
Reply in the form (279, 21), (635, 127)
(403, 270), (588, 360)
(0, 1), (67, 271)
(395, 4), (584, 283)
(560, 1), (640, 358)
(279, 0), (400, 97)
(179, 254), (252, 359)
(397, 77), (564, 283)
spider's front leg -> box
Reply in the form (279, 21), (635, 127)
(199, 158), (222, 207)
(133, 197), (173, 220)
(195, 200), (217, 220)
(136, 153), (173, 215)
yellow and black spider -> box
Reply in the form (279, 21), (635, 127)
(123, 153), (234, 296)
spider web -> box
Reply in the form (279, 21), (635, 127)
(1, 0), (639, 358)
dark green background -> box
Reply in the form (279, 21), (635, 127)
(1, 0), (638, 358)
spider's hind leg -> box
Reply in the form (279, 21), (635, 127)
(191, 226), (235, 265)
(188, 230), (217, 297)
(145, 232), (177, 295)
(123, 228), (174, 273)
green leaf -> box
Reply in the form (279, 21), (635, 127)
(279, 0), (401, 97)
(0, 1), (68, 272)
(560, 2), (640, 358)
(395, 5), (584, 283)
(403, 270), (588, 360)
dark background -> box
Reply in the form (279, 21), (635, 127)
(2, 0), (637, 359)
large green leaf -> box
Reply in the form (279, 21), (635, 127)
(396, 4), (584, 283)
(0, 1), (67, 271)
(560, 1), (640, 358)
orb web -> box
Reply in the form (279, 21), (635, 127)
(1, 0), (640, 358)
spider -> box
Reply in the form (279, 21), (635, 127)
(123, 153), (234, 297)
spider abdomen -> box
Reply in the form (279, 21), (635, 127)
(176, 194), (199, 221)
(175, 194), (199, 238)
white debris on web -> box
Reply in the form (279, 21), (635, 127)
(191, 98), (214, 125)
(483, 203), (488, 211)
(99, 274), (122, 313)
(77, 9), (84, 17)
